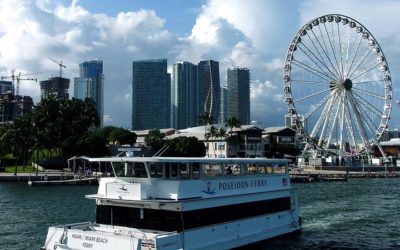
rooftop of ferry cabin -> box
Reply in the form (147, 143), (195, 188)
(88, 157), (290, 178)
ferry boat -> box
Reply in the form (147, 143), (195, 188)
(42, 157), (301, 250)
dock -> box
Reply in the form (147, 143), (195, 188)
(27, 177), (98, 186)
(290, 167), (399, 183)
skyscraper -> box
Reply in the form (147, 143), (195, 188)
(132, 59), (171, 130)
(74, 60), (104, 124)
(227, 67), (250, 125)
(220, 86), (227, 124)
(198, 60), (220, 124)
(172, 61), (198, 129)
(39, 77), (70, 101)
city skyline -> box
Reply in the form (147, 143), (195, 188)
(0, 0), (399, 129)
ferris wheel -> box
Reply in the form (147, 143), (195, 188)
(283, 14), (392, 160)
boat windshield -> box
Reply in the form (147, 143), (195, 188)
(112, 162), (147, 178)
(108, 159), (288, 179)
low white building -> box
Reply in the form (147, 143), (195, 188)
(168, 124), (264, 158)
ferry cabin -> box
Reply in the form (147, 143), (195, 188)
(43, 157), (301, 250)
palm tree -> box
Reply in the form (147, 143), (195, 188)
(13, 114), (35, 171)
(217, 127), (227, 142)
(198, 112), (214, 150)
(216, 127), (227, 157)
(207, 125), (218, 157)
(198, 112), (213, 126)
(225, 116), (240, 134)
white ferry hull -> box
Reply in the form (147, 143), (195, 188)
(42, 157), (302, 250)
(42, 209), (300, 250)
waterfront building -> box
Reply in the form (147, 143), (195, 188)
(263, 126), (297, 158)
(0, 93), (33, 124)
(0, 80), (12, 94)
(197, 60), (220, 124)
(132, 59), (171, 130)
(172, 61), (198, 129)
(169, 124), (263, 158)
(220, 86), (227, 124)
(39, 77), (70, 101)
(227, 68), (250, 125)
(74, 60), (104, 124)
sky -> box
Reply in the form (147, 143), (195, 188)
(0, 0), (399, 130)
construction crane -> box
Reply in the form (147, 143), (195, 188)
(1, 70), (39, 96)
(49, 57), (66, 78)
(15, 72), (37, 96)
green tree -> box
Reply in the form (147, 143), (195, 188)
(225, 116), (240, 134)
(0, 124), (12, 156)
(0, 97), (101, 173)
(77, 133), (109, 157)
(207, 125), (218, 156)
(98, 126), (116, 143)
(12, 114), (35, 171)
(144, 129), (165, 153)
(198, 112), (213, 126)
(198, 112), (213, 143)
(217, 127), (227, 141)
(109, 127), (137, 145)
(207, 125), (218, 139)
(164, 136), (206, 157)
(32, 97), (101, 158)
(61, 132), (109, 157)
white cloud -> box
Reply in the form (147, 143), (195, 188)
(54, 0), (89, 23)
(0, 0), (399, 129)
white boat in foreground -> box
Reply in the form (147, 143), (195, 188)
(42, 157), (301, 250)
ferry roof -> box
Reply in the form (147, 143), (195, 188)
(88, 157), (291, 164)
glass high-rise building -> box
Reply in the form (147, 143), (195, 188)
(132, 59), (171, 130)
(227, 68), (250, 125)
(198, 60), (220, 124)
(172, 61), (198, 129)
(74, 60), (104, 124)
(220, 86), (227, 124)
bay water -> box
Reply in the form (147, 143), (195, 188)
(0, 178), (398, 249)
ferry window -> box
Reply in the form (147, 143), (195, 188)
(274, 164), (287, 174)
(112, 162), (147, 178)
(165, 163), (170, 179)
(179, 163), (190, 178)
(112, 162), (127, 177)
(203, 163), (222, 178)
(192, 163), (200, 179)
(170, 163), (178, 178)
(259, 164), (273, 174)
(133, 162), (147, 177)
(232, 164), (241, 175)
(223, 164), (236, 176)
(149, 162), (163, 178)
(244, 163), (257, 174)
